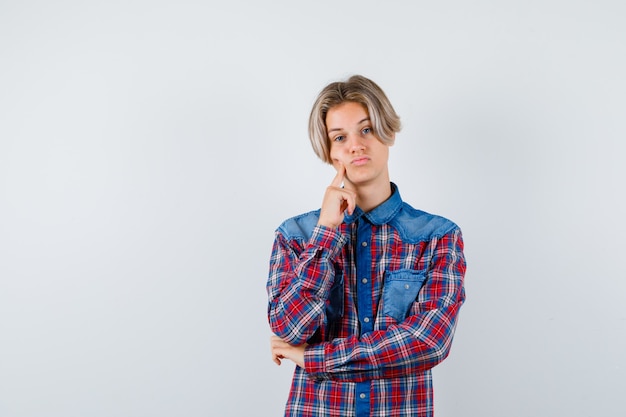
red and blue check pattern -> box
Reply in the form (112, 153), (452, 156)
(267, 185), (466, 417)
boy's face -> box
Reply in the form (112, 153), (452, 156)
(326, 101), (391, 189)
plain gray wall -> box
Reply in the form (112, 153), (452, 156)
(1, 1), (625, 416)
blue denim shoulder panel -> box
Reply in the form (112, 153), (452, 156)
(391, 203), (459, 243)
(276, 209), (321, 242)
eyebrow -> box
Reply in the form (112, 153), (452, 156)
(327, 117), (371, 133)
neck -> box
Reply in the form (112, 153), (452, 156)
(347, 178), (392, 213)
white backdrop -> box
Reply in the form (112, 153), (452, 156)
(1, 1), (625, 416)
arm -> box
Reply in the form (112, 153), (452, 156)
(267, 224), (347, 345)
(303, 228), (466, 382)
(267, 164), (356, 346)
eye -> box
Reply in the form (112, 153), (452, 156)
(333, 135), (345, 142)
(362, 127), (372, 135)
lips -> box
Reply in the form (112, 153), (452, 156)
(351, 157), (370, 166)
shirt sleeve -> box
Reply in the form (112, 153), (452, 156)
(267, 224), (348, 345)
(304, 227), (466, 382)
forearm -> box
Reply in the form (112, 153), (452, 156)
(267, 225), (347, 345)
(268, 279), (329, 345)
(304, 299), (464, 382)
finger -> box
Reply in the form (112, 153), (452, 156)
(270, 335), (286, 348)
(339, 188), (356, 215)
(272, 345), (290, 363)
(270, 335), (283, 365)
(345, 195), (356, 215)
(330, 163), (345, 188)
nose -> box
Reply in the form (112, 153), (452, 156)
(348, 134), (366, 153)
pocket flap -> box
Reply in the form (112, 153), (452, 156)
(382, 270), (426, 322)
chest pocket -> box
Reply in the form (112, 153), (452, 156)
(382, 269), (426, 322)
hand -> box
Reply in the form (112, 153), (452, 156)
(317, 163), (356, 228)
(270, 335), (307, 368)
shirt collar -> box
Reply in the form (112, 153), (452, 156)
(344, 182), (403, 226)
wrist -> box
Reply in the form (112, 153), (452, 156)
(303, 343), (329, 380)
(317, 219), (340, 228)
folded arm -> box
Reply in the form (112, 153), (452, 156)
(304, 228), (466, 381)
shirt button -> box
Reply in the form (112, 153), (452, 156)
(361, 241), (368, 247)
(405, 284), (410, 289)
(363, 317), (370, 323)
(359, 393), (366, 399)
(361, 278), (368, 284)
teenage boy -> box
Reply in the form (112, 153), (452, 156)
(267, 75), (466, 417)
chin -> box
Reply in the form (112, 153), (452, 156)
(347, 176), (372, 186)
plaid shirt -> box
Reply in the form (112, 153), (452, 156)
(267, 184), (466, 417)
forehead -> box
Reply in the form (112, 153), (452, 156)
(325, 102), (369, 130)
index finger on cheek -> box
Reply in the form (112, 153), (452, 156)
(331, 162), (345, 187)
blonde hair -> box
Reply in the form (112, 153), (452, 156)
(308, 75), (401, 164)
